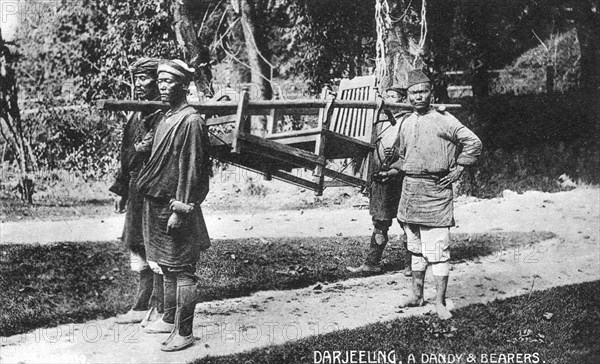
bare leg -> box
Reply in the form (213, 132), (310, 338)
(434, 274), (452, 320)
(402, 235), (412, 277)
(399, 269), (425, 307)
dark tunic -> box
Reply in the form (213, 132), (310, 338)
(109, 110), (162, 253)
(369, 113), (407, 221)
(136, 105), (211, 267)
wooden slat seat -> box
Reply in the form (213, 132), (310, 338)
(210, 75), (378, 195)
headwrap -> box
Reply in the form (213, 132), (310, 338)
(157, 59), (195, 83)
(130, 57), (159, 76)
(386, 84), (407, 94)
(406, 69), (431, 89)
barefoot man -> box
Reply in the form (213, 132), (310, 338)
(379, 70), (482, 319)
(136, 59), (212, 351)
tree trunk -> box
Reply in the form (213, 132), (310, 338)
(546, 64), (555, 93)
(576, 24), (600, 93)
(1, 31), (36, 203)
(172, 0), (213, 98)
(381, 0), (427, 91)
(233, 0), (273, 136)
(239, 0), (272, 101)
(426, 0), (455, 102)
(464, 2), (491, 99)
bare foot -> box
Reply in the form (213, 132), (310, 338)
(435, 302), (453, 320)
(399, 296), (425, 308)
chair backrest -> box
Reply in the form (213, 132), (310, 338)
(328, 75), (377, 142)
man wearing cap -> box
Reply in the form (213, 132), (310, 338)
(379, 70), (482, 320)
(347, 86), (412, 276)
(136, 59), (211, 351)
(110, 57), (164, 326)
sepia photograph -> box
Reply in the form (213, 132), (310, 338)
(0, 0), (598, 363)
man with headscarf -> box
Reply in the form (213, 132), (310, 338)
(347, 85), (412, 276)
(379, 70), (482, 320)
(110, 57), (164, 326)
(136, 59), (211, 351)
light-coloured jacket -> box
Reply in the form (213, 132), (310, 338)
(390, 108), (482, 175)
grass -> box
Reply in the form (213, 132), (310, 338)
(456, 140), (599, 198)
(0, 167), (115, 222)
(451, 92), (600, 198)
(0, 231), (555, 337)
(199, 280), (600, 364)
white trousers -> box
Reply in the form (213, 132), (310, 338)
(402, 223), (451, 276)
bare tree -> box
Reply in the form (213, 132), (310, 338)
(0, 30), (36, 203)
(233, 0), (273, 100)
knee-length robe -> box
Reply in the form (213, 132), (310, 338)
(109, 110), (162, 254)
(136, 105), (211, 267)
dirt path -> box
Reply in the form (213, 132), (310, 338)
(0, 207), (373, 244)
(1, 188), (598, 364)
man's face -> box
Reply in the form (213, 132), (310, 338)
(134, 72), (158, 100)
(157, 72), (186, 103)
(385, 90), (402, 103)
(407, 82), (432, 112)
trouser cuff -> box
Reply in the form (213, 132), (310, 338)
(431, 261), (450, 276)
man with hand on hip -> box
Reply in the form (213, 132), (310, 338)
(379, 69), (482, 320)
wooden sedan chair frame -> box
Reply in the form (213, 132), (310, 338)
(209, 75), (380, 196)
(98, 76), (460, 196)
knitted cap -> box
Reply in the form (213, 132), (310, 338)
(406, 69), (430, 89)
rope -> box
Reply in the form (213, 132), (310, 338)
(375, 0), (392, 84)
(413, 0), (427, 67)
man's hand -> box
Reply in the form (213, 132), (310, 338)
(114, 195), (127, 213)
(383, 147), (395, 158)
(438, 165), (465, 188)
(170, 200), (194, 214)
(166, 212), (184, 235)
(376, 168), (400, 183)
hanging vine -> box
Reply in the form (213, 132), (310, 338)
(413, 0), (427, 68)
(375, 0), (392, 83)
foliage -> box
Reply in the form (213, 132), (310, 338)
(18, 108), (121, 179)
(5, 0), (597, 189)
(279, 0), (377, 93)
(490, 30), (580, 95)
(15, 0), (181, 102)
(11, 0), (596, 100)
(453, 92), (599, 150)
(458, 141), (599, 198)
(6, 0), (182, 179)
(453, 92), (599, 196)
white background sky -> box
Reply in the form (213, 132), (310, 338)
(1, 0), (21, 41)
